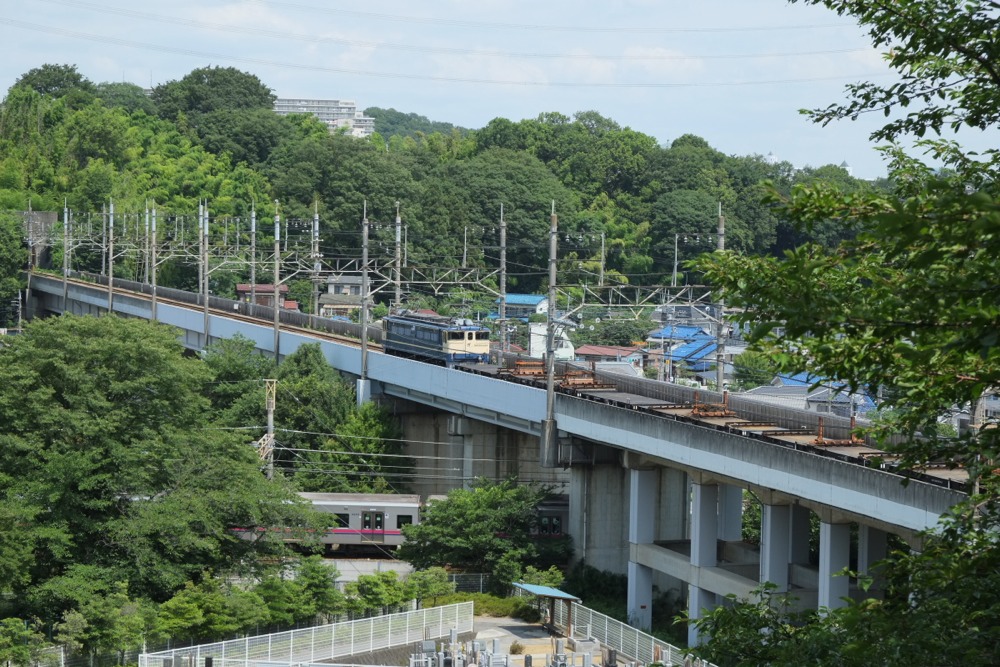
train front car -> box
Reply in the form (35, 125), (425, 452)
(441, 319), (490, 365)
(383, 312), (490, 366)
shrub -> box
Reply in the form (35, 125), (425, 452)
(423, 592), (542, 622)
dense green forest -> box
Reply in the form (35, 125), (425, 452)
(0, 313), (429, 661)
(0, 63), (877, 303)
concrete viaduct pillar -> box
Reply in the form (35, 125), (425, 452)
(760, 502), (791, 592)
(687, 481), (718, 647)
(626, 468), (657, 630)
(447, 415), (475, 488)
(858, 524), (888, 581)
(717, 484), (743, 542)
(818, 520), (851, 611)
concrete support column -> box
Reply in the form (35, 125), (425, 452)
(857, 525), (887, 575)
(356, 379), (371, 405)
(789, 504), (811, 565)
(570, 464), (629, 571)
(688, 482), (718, 646)
(760, 504), (791, 591)
(627, 468), (656, 630)
(858, 525), (888, 593)
(658, 468), (688, 540)
(818, 521), (851, 611)
(447, 415), (474, 488)
(717, 484), (743, 542)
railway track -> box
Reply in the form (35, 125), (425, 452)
(49, 271), (970, 493)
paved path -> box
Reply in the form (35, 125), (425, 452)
(471, 616), (568, 663)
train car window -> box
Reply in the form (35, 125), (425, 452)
(552, 516), (562, 535)
(397, 514), (413, 529)
(374, 512), (384, 530)
(335, 513), (349, 528)
(540, 516), (551, 534)
(362, 512), (372, 530)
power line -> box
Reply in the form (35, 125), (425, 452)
(248, 0), (857, 35)
(34, 0), (871, 62)
(2, 18), (891, 89)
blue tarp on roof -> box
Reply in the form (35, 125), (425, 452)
(512, 583), (581, 601)
(649, 325), (710, 340)
(773, 371), (826, 387)
(666, 339), (716, 362)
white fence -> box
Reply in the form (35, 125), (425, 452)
(139, 602), (473, 667)
(554, 604), (716, 667)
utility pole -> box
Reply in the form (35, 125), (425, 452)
(62, 200), (69, 312)
(715, 203), (726, 392)
(599, 231), (606, 287)
(462, 225), (468, 269)
(394, 201), (402, 310)
(259, 378), (276, 480)
(672, 233), (680, 288)
(202, 202), (210, 348)
(358, 202), (371, 406)
(198, 201), (205, 298)
(499, 204), (507, 359)
(107, 200), (114, 314)
(151, 205), (158, 321)
(101, 202), (107, 277)
(250, 203), (257, 305)
(143, 205), (150, 284)
(541, 202), (559, 468)
(273, 202), (281, 362)
(312, 202), (321, 316)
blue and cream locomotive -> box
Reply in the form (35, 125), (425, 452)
(382, 312), (491, 365)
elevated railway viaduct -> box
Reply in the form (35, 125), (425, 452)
(26, 272), (965, 645)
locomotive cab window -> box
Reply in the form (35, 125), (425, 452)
(476, 331), (489, 340)
(448, 331), (464, 340)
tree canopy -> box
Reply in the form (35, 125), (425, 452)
(689, 1), (1000, 664)
(398, 478), (562, 591)
(0, 315), (320, 618)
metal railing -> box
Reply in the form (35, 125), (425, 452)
(139, 602), (473, 667)
(553, 603), (716, 667)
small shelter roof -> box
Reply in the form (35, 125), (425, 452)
(512, 583), (581, 602)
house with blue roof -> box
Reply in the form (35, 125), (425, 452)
(771, 371), (823, 387)
(765, 371), (879, 417)
(493, 294), (548, 321)
(647, 324), (712, 342)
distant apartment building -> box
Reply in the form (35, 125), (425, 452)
(273, 98), (375, 137)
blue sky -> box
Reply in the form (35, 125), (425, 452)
(3, 0), (996, 180)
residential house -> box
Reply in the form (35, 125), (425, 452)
(575, 344), (645, 370)
(318, 274), (362, 319)
(496, 294), (548, 321)
(236, 284), (289, 308)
